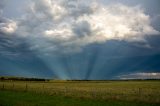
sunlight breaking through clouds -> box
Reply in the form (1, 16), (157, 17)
(0, 0), (160, 80)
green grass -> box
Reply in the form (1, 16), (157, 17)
(0, 80), (160, 105)
(0, 90), (158, 106)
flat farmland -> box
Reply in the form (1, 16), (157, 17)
(0, 80), (160, 106)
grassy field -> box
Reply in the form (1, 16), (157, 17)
(0, 80), (160, 106)
(0, 90), (159, 106)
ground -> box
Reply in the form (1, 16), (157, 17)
(0, 80), (160, 106)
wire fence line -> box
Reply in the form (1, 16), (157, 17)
(0, 81), (160, 103)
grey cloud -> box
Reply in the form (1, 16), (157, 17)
(17, 1), (160, 54)
(151, 14), (160, 31)
(0, 33), (32, 57)
(0, 0), (6, 18)
(0, 0), (5, 9)
(73, 21), (91, 37)
(0, 0), (17, 35)
(0, 0), (160, 80)
(30, 0), (54, 20)
(0, 0), (159, 55)
(65, 0), (94, 18)
(145, 35), (160, 50)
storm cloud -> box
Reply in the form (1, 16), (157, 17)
(0, 0), (159, 55)
(0, 0), (160, 79)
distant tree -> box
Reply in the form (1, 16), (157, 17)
(0, 77), (4, 80)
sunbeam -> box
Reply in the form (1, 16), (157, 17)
(0, 0), (160, 80)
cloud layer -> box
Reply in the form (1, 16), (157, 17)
(117, 72), (160, 79)
(0, 0), (159, 55)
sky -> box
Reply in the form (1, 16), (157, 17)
(0, 0), (160, 80)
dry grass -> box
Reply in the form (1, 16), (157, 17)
(0, 80), (160, 103)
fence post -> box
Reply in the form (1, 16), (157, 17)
(12, 83), (14, 90)
(25, 83), (28, 91)
(2, 83), (4, 89)
(42, 84), (45, 94)
(139, 88), (141, 95)
(65, 87), (67, 96)
(43, 84), (44, 89)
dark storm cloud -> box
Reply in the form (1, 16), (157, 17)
(83, 41), (160, 80)
(3, 0), (158, 54)
(145, 35), (160, 50)
(0, 54), (55, 78)
(0, 33), (32, 57)
(0, 0), (160, 79)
